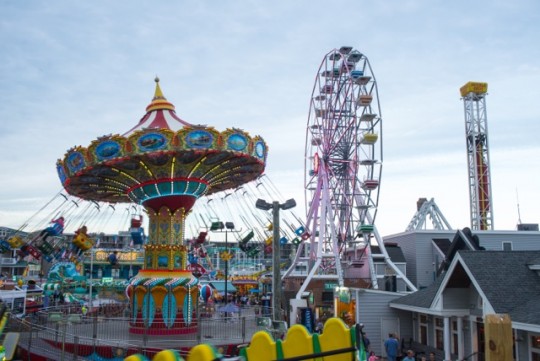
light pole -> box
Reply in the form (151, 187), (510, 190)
(88, 249), (94, 308)
(255, 198), (296, 322)
(210, 221), (236, 303)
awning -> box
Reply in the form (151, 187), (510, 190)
(63, 292), (80, 303)
(231, 278), (258, 285)
(42, 283), (59, 291)
(209, 281), (237, 294)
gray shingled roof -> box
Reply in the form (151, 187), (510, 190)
(372, 244), (406, 263)
(509, 298), (540, 325)
(444, 229), (483, 263)
(392, 250), (540, 326)
(391, 276), (444, 308)
(432, 238), (451, 255)
(459, 250), (540, 325)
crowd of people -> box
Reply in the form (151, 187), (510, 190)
(375, 333), (439, 361)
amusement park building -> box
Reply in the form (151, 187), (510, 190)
(353, 228), (540, 360)
(388, 250), (540, 361)
(383, 227), (540, 290)
(0, 228), (13, 241)
(0, 227), (31, 279)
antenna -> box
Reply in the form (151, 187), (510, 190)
(516, 188), (522, 225)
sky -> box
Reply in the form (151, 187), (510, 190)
(1, 0), (540, 237)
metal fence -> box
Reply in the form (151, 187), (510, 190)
(7, 303), (273, 359)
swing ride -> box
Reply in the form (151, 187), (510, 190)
(53, 77), (268, 334)
(3, 164), (303, 307)
(8, 209), (95, 266)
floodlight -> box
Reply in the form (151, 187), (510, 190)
(255, 199), (272, 210)
(210, 221), (224, 231)
(280, 198), (296, 210)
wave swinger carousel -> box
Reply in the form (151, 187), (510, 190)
(56, 78), (267, 335)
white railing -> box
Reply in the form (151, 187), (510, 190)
(0, 257), (17, 265)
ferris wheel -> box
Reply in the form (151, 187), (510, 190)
(284, 46), (416, 293)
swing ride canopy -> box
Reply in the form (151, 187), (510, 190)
(56, 78), (268, 212)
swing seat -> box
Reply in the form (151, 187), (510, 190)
(26, 245), (41, 260)
(73, 234), (94, 251)
(131, 217), (143, 228)
(130, 228), (145, 245)
(0, 241), (11, 253)
(8, 236), (25, 249)
(38, 240), (54, 255)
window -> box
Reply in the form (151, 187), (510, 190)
(14, 297), (25, 313)
(384, 275), (397, 292)
(375, 263), (386, 275)
(502, 242), (512, 251)
(321, 291), (334, 303)
(451, 320), (458, 354)
(435, 317), (444, 349)
(532, 334), (540, 361)
(419, 314), (428, 344)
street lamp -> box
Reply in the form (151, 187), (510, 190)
(210, 221), (236, 303)
(255, 198), (296, 322)
(87, 248), (95, 308)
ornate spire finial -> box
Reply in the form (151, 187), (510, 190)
(146, 76), (175, 112)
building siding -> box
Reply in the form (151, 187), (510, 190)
(386, 230), (540, 290)
(475, 231), (540, 251)
(355, 289), (411, 356)
(385, 232), (419, 285)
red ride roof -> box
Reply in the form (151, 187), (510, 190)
(123, 77), (196, 136)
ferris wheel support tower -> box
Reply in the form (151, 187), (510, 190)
(460, 82), (494, 231)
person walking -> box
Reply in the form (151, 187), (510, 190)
(362, 332), (371, 352)
(384, 333), (399, 361)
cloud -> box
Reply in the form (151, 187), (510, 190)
(1, 0), (539, 238)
